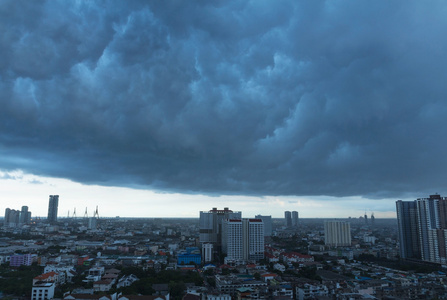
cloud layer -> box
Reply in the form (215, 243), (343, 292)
(1, 0), (447, 198)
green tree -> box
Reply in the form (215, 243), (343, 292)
(169, 281), (186, 300)
(206, 277), (216, 287)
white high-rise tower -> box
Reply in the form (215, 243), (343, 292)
(222, 218), (264, 262)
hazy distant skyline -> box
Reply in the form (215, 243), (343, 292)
(1, 1), (446, 218)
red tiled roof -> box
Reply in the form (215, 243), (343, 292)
(220, 264), (232, 269)
(94, 280), (112, 285)
(34, 271), (58, 280)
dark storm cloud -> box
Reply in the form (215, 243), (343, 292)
(1, 0), (447, 198)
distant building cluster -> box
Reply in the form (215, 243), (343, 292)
(198, 208), (304, 263)
(284, 211), (299, 227)
(396, 194), (447, 264)
(360, 212), (375, 225)
(199, 207), (241, 257)
(3, 195), (62, 228)
(4, 206), (31, 227)
(200, 207), (271, 264)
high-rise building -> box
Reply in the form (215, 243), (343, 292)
(324, 220), (351, 247)
(47, 195), (59, 224)
(284, 211), (292, 227)
(396, 200), (421, 260)
(243, 218), (264, 261)
(396, 194), (447, 263)
(222, 218), (264, 262)
(199, 207), (241, 254)
(11, 210), (20, 225)
(222, 219), (243, 261)
(416, 196), (439, 261)
(4, 206), (31, 227)
(255, 214), (272, 236)
(4, 209), (20, 227)
(20, 206), (29, 224)
(292, 211), (299, 227)
(4, 208), (10, 227)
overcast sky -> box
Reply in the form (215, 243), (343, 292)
(1, 1), (446, 218)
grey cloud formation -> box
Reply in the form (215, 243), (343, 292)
(1, 0), (447, 198)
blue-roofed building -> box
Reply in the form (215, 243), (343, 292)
(178, 247), (201, 265)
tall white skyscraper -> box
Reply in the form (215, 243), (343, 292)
(324, 220), (351, 247)
(243, 219), (264, 261)
(222, 219), (243, 261)
(222, 218), (264, 262)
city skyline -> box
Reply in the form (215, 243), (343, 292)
(1, 1), (446, 217)
(0, 169), (411, 219)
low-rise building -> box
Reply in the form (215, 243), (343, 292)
(93, 280), (113, 292)
(33, 272), (60, 285)
(10, 253), (32, 267)
(296, 283), (329, 300)
(281, 252), (314, 264)
(215, 274), (267, 296)
(117, 274), (139, 288)
(31, 282), (55, 300)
